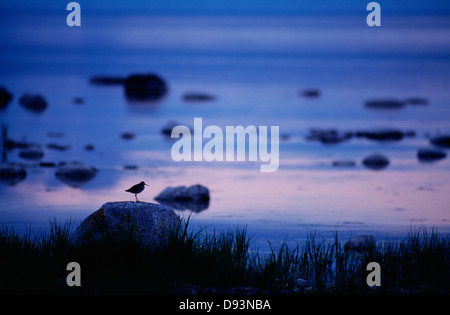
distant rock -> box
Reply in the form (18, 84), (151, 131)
(19, 94), (48, 112)
(71, 201), (180, 249)
(84, 144), (95, 151)
(356, 129), (406, 141)
(161, 120), (193, 137)
(404, 97), (428, 106)
(123, 165), (138, 170)
(182, 93), (216, 102)
(121, 132), (135, 140)
(89, 76), (124, 85)
(332, 160), (356, 167)
(19, 148), (44, 161)
(47, 143), (70, 151)
(155, 184), (210, 212)
(305, 128), (352, 144)
(417, 148), (447, 162)
(430, 135), (450, 148)
(4, 138), (38, 150)
(364, 99), (405, 110)
(124, 73), (167, 101)
(344, 235), (376, 251)
(73, 97), (84, 105)
(39, 161), (57, 168)
(55, 162), (97, 188)
(362, 154), (390, 170)
(0, 163), (27, 186)
(300, 89), (320, 98)
(0, 87), (13, 109)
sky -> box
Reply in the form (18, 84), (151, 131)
(1, 0), (450, 15)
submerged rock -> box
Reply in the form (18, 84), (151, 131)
(182, 93), (216, 102)
(0, 86), (13, 109)
(417, 148), (447, 162)
(19, 94), (48, 112)
(155, 184), (210, 212)
(55, 162), (97, 188)
(0, 163), (27, 186)
(124, 73), (167, 101)
(362, 154), (390, 170)
(404, 97), (428, 106)
(332, 160), (356, 167)
(73, 97), (84, 105)
(364, 99), (405, 110)
(344, 235), (376, 252)
(71, 201), (180, 248)
(47, 143), (70, 151)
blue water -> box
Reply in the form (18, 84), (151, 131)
(1, 11), (450, 251)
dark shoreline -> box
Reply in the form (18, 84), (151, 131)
(1, 218), (448, 295)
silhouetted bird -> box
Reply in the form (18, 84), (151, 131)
(125, 181), (148, 202)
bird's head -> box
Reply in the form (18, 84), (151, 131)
(140, 181), (149, 186)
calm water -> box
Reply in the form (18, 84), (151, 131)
(1, 12), (450, 251)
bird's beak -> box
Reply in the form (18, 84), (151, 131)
(145, 184), (149, 186)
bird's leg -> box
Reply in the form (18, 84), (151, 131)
(135, 194), (140, 202)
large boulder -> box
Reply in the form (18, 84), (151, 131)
(155, 184), (210, 212)
(124, 73), (167, 101)
(71, 201), (180, 248)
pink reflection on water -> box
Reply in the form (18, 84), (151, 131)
(3, 163), (450, 237)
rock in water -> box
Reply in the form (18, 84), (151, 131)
(124, 74), (167, 101)
(55, 162), (97, 187)
(430, 135), (450, 148)
(89, 75), (124, 85)
(300, 89), (320, 98)
(19, 94), (48, 112)
(182, 93), (216, 102)
(155, 184), (210, 212)
(344, 235), (376, 252)
(0, 163), (27, 186)
(332, 160), (356, 167)
(71, 201), (180, 249)
(364, 99), (405, 109)
(356, 129), (405, 141)
(417, 148), (447, 162)
(0, 87), (13, 109)
(362, 154), (390, 170)
(18, 148), (44, 161)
